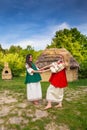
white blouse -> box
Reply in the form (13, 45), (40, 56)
(25, 64), (33, 75)
(50, 62), (65, 73)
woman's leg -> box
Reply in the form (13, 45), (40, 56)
(55, 88), (64, 108)
(44, 101), (52, 109)
(33, 100), (39, 105)
(55, 102), (62, 108)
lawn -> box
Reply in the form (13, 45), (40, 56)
(0, 77), (87, 130)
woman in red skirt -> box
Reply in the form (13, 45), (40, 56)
(42, 55), (68, 110)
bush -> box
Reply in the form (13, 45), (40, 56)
(0, 53), (25, 77)
(79, 60), (87, 78)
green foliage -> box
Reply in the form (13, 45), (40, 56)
(47, 28), (87, 78)
(47, 28), (87, 54)
(0, 45), (42, 77)
(0, 51), (4, 75)
(0, 52), (25, 77)
(9, 45), (22, 53)
(79, 60), (87, 78)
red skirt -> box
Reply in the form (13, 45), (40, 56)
(49, 69), (68, 88)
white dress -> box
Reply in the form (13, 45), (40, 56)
(46, 84), (64, 103)
(26, 64), (42, 101)
(27, 82), (42, 101)
(46, 62), (65, 103)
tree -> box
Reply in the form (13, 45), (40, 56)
(0, 44), (6, 52)
(0, 44), (3, 51)
(47, 28), (87, 62)
(9, 45), (22, 53)
(0, 53), (25, 77)
(46, 28), (87, 78)
(26, 45), (34, 50)
(0, 52), (4, 74)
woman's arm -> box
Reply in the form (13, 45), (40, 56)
(32, 69), (43, 73)
(40, 64), (52, 70)
(26, 63), (43, 74)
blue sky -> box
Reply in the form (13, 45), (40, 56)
(0, 0), (87, 50)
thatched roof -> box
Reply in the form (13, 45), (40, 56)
(35, 48), (79, 69)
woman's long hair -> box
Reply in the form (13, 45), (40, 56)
(57, 55), (64, 62)
(25, 54), (32, 67)
(57, 54), (69, 68)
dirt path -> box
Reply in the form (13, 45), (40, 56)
(0, 87), (87, 130)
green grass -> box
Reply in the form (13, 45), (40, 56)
(68, 78), (87, 87)
(0, 76), (87, 93)
(0, 77), (87, 130)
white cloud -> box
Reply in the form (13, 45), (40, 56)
(77, 23), (87, 36)
(14, 36), (52, 50)
(14, 22), (70, 50)
(2, 22), (87, 50)
(50, 22), (70, 35)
